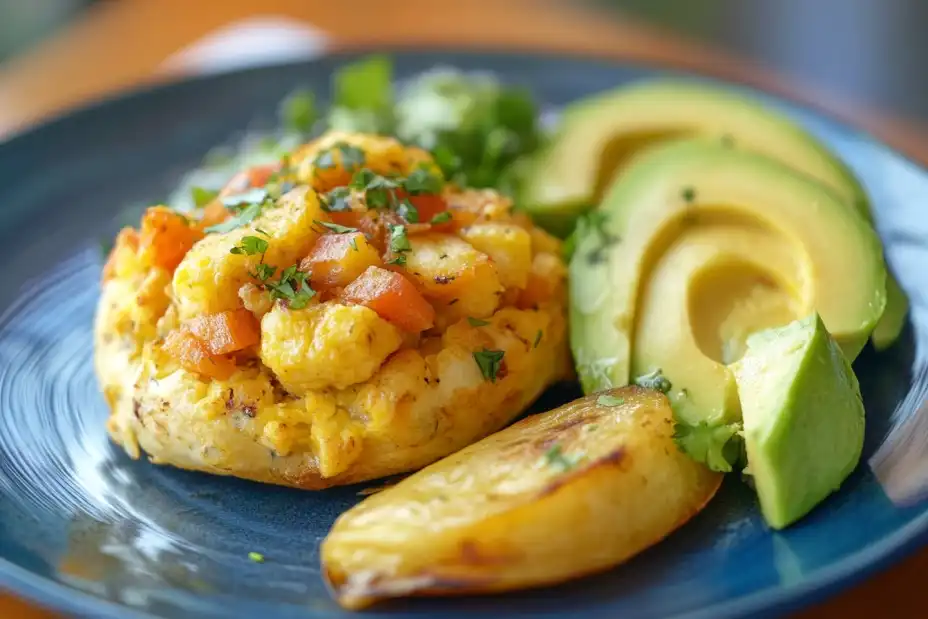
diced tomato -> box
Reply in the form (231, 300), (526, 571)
(394, 190), (448, 224)
(163, 329), (237, 380)
(342, 266), (436, 333)
(301, 232), (381, 289)
(185, 309), (261, 356)
(102, 227), (139, 282)
(219, 162), (281, 197)
(198, 200), (230, 230)
(139, 207), (204, 272)
(328, 210), (364, 230)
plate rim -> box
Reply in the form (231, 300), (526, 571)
(1, 47), (926, 619)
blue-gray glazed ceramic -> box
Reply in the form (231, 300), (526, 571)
(0, 51), (926, 619)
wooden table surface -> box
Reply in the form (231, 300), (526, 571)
(0, 1), (925, 617)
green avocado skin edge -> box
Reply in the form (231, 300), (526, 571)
(522, 78), (907, 348)
(732, 314), (865, 530)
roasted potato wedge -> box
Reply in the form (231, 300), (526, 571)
(321, 386), (722, 609)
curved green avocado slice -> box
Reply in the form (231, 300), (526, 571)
(522, 79), (869, 229)
(524, 79), (905, 347)
(633, 225), (805, 425)
(732, 313), (865, 529)
(569, 140), (887, 408)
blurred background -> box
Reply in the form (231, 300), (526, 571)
(1, 0), (928, 150)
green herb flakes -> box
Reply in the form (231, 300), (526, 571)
(321, 186), (352, 212)
(220, 188), (268, 209)
(543, 444), (578, 472)
(430, 211), (452, 224)
(396, 199), (419, 223)
(467, 317), (489, 327)
(673, 420), (744, 473)
(251, 263), (276, 282)
(634, 368), (672, 394)
(533, 330), (543, 348)
(248, 552), (265, 564)
(205, 202), (263, 234)
(597, 394), (625, 407)
(388, 224), (412, 254)
(473, 348), (505, 382)
(266, 265), (315, 309)
(402, 166), (444, 195)
(314, 220), (358, 234)
(191, 186), (218, 208)
(230, 235), (269, 256)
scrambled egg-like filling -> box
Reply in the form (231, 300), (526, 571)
(95, 131), (572, 489)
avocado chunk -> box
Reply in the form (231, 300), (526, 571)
(569, 140), (886, 424)
(524, 79), (906, 347)
(732, 313), (864, 529)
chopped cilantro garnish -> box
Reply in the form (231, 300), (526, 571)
(280, 88), (316, 134)
(467, 317), (489, 327)
(682, 187), (697, 203)
(205, 202), (263, 234)
(337, 143), (366, 171)
(251, 263), (276, 282)
(266, 265), (315, 309)
(351, 170), (400, 209)
(430, 211), (452, 224)
(348, 236), (359, 251)
(388, 224), (412, 254)
(543, 443), (578, 472)
(321, 186), (352, 212)
(333, 55), (393, 111)
(533, 330), (543, 348)
(396, 199), (419, 223)
(673, 420), (744, 473)
(473, 348), (505, 382)
(220, 188), (268, 209)
(191, 186), (218, 208)
(634, 368), (672, 394)
(597, 394), (625, 407)
(248, 552), (265, 564)
(313, 142), (366, 172)
(230, 235), (269, 256)
(314, 220), (357, 234)
(385, 255), (407, 266)
(402, 166), (444, 195)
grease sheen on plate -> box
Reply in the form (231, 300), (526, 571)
(0, 51), (926, 619)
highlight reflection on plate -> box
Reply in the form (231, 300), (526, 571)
(0, 51), (926, 619)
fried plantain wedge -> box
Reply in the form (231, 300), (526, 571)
(321, 386), (722, 609)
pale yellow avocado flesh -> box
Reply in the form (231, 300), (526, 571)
(529, 79), (905, 346)
(569, 140), (887, 406)
(632, 220), (807, 425)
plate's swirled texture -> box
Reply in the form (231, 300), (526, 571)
(0, 52), (926, 619)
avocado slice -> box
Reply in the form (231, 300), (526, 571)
(570, 140), (886, 412)
(732, 313), (865, 529)
(522, 79), (869, 232)
(633, 225), (804, 425)
(524, 79), (906, 347)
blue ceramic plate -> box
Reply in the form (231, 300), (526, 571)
(0, 51), (926, 619)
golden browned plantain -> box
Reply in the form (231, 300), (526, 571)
(320, 386), (722, 609)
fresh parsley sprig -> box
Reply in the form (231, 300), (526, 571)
(473, 348), (505, 382)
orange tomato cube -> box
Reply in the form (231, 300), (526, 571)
(163, 329), (236, 380)
(342, 266), (435, 333)
(185, 308), (261, 355)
